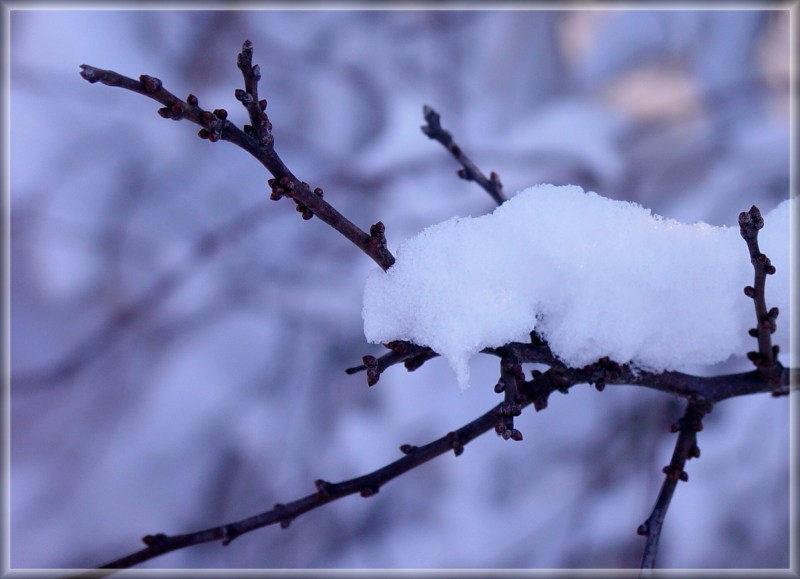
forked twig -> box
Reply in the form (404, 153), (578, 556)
(80, 41), (395, 272)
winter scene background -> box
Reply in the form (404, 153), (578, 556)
(8, 8), (793, 570)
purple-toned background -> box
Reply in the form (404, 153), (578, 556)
(8, 9), (792, 570)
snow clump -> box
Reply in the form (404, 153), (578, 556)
(362, 184), (791, 390)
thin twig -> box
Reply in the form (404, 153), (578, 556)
(91, 382), (547, 570)
(738, 205), (782, 387)
(493, 351), (525, 440)
(421, 105), (507, 206)
(637, 398), (712, 570)
(345, 341), (437, 386)
(80, 41), (395, 271)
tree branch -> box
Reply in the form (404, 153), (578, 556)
(421, 105), (507, 206)
(637, 397), (712, 570)
(80, 40), (395, 272)
(738, 205), (782, 387)
(92, 390), (522, 570)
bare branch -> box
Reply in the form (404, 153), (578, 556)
(421, 105), (507, 206)
(80, 41), (395, 271)
(738, 205), (782, 387)
(92, 390), (525, 569)
(637, 398), (712, 570)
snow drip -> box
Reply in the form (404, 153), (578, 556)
(363, 185), (792, 390)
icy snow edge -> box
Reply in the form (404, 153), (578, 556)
(362, 184), (791, 391)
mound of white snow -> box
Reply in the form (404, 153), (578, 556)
(363, 185), (791, 390)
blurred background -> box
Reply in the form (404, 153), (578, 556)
(8, 8), (793, 571)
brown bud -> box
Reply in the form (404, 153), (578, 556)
(187, 94), (198, 106)
(637, 524), (648, 536)
(743, 286), (755, 298)
(738, 211), (751, 226)
(197, 129), (211, 139)
(259, 99), (267, 111)
(213, 108), (228, 119)
(139, 75), (162, 93)
(399, 444), (415, 454)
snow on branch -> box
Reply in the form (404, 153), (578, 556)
(363, 185), (792, 391)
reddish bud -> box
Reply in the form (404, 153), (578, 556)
(187, 94), (198, 106)
(743, 286), (755, 298)
(259, 99), (267, 110)
(139, 75), (162, 93)
(213, 108), (228, 119)
(197, 129), (211, 139)
(637, 524), (648, 536)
